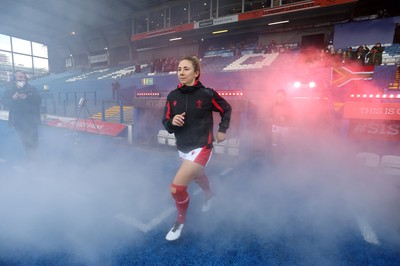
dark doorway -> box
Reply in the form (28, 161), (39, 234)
(301, 33), (325, 49)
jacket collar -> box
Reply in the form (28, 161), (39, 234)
(177, 80), (202, 93)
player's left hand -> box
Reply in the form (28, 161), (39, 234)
(216, 132), (226, 143)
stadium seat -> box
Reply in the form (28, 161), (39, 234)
(157, 130), (169, 145)
(167, 133), (176, 146)
(380, 155), (400, 176)
(223, 53), (279, 71)
(214, 139), (227, 154)
(355, 152), (380, 168)
(227, 138), (240, 156)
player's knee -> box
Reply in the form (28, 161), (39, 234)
(170, 184), (188, 202)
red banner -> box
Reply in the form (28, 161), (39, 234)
(239, 1), (318, 21)
(343, 102), (400, 121)
(45, 116), (126, 136)
(314, 0), (357, 7)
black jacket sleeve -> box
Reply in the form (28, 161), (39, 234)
(210, 89), (232, 133)
(162, 95), (177, 134)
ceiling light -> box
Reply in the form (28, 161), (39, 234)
(169, 37), (182, 41)
(212, 29), (228, 34)
(268, 20), (289, 26)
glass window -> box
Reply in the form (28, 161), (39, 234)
(211, 0), (218, 18)
(165, 8), (171, 28)
(149, 9), (165, 31)
(190, 1), (211, 22)
(65, 57), (73, 68)
(32, 42), (48, 58)
(0, 70), (13, 82)
(170, 3), (189, 26)
(13, 53), (32, 69)
(0, 51), (13, 68)
(0, 34), (11, 51)
(33, 57), (49, 75)
(244, 0), (272, 12)
(11, 37), (32, 55)
(218, 0), (242, 17)
(134, 14), (148, 34)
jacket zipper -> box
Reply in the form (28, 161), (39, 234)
(185, 94), (188, 113)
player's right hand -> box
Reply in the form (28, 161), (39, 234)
(172, 112), (186, 127)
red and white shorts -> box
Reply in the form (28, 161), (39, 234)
(178, 146), (212, 166)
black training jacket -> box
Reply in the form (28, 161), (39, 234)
(162, 81), (232, 153)
(4, 84), (42, 129)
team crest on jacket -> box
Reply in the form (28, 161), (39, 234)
(173, 100), (177, 106)
(196, 100), (202, 108)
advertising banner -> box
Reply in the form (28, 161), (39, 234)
(343, 102), (400, 121)
(349, 120), (400, 141)
(45, 115), (126, 136)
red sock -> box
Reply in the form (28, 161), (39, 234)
(195, 174), (213, 199)
(170, 184), (189, 224)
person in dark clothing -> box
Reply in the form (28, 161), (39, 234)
(355, 45), (369, 65)
(346, 47), (356, 61)
(111, 79), (120, 100)
(162, 56), (232, 241)
(4, 71), (41, 160)
(365, 47), (382, 66)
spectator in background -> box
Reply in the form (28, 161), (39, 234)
(4, 71), (41, 160)
(365, 46), (382, 66)
(374, 42), (384, 53)
(111, 79), (120, 100)
(135, 64), (141, 73)
(255, 42), (264, 53)
(364, 42), (384, 66)
(162, 56), (232, 241)
(340, 50), (349, 64)
(265, 40), (277, 54)
(346, 47), (355, 61)
(355, 45), (369, 65)
(327, 44), (336, 55)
